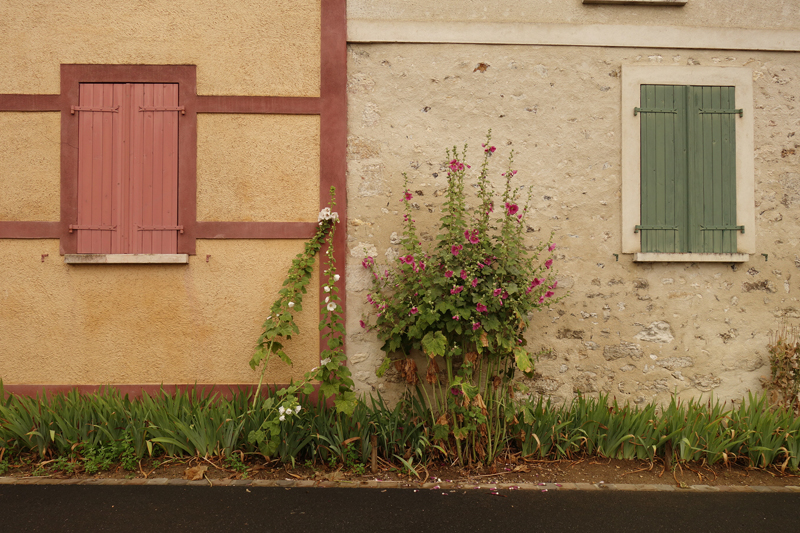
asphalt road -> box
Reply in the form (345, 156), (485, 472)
(1, 485), (798, 532)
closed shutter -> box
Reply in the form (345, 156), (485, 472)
(688, 86), (738, 254)
(639, 84), (738, 253)
(639, 84), (687, 253)
(75, 83), (179, 254)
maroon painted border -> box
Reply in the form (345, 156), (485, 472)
(196, 221), (318, 239)
(1, 383), (324, 403)
(0, 221), (61, 238)
(0, 94), (60, 111)
(57, 64), (199, 255)
(319, 0), (348, 357)
(197, 95), (321, 114)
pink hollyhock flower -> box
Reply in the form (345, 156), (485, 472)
(550, 281), (558, 289)
(468, 229), (480, 244)
(460, 270), (468, 280)
(359, 320), (367, 329)
(451, 244), (463, 256)
(545, 291), (555, 298)
(502, 291), (509, 299)
(548, 243), (557, 252)
(505, 203), (519, 216)
(410, 307), (419, 315)
(367, 294), (375, 304)
(453, 315), (460, 320)
(531, 278), (543, 287)
(538, 296), (545, 303)
(545, 259), (553, 269)
(493, 288), (502, 297)
(401, 190), (412, 202)
(403, 254), (414, 263)
(472, 322), (481, 331)
(445, 270), (454, 278)
(476, 303), (487, 313)
(471, 278), (478, 288)
(450, 286), (464, 295)
(362, 257), (374, 269)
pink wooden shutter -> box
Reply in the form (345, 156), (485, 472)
(76, 83), (179, 254)
(130, 83), (179, 254)
(76, 83), (123, 253)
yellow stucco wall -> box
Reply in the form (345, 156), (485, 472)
(0, 112), (60, 222)
(197, 114), (321, 222)
(0, 0), (320, 96)
(0, 239), (320, 385)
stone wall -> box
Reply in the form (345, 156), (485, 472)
(345, 43), (800, 405)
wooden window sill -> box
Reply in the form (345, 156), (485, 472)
(65, 254), (189, 264)
(633, 253), (749, 263)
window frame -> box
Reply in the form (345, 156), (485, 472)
(620, 65), (754, 262)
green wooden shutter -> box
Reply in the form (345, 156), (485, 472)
(639, 84), (738, 254)
(688, 86), (738, 253)
(639, 84), (687, 253)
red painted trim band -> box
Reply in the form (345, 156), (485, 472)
(0, 94), (61, 111)
(195, 221), (318, 239)
(0, 221), (61, 239)
(196, 95), (321, 115)
(2, 383), (323, 403)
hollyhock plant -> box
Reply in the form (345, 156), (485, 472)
(361, 131), (562, 466)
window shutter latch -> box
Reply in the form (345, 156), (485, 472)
(634, 225), (678, 233)
(139, 106), (185, 115)
(70, 105), (120, 115)
(699, 108), (743, 117)
(68, 224), (117, 233)
(634, 107), (677, 116)
(136, 224), (185, 234)
(700, 225), (745, 234)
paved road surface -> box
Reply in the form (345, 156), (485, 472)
(1, 485), (798, 532)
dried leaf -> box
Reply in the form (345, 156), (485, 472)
(465, 351), (478, 364)
(426, 358), (441, 384)
(184, 465), (208, 481)
(480, 331), (489, 347)
(492, 375), (502, 391)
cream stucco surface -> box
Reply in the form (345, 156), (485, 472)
(0, 239), (320, 385)
(0, 112), (60, 221)
(197, 114), (321, 222)
(345, 43), (800, 405)
(0, 0), (320, 96)
(349, 0), (800, 31)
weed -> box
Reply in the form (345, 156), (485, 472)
(0, 459), (9, 475)
(225, 453), (248, 474)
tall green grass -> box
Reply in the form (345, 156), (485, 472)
(1, 381), (799, 473)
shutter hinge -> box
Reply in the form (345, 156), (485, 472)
(634, 225), (678, 233)
(699, 108), (743, 117)
(70, 105), (120, 115)
(68, 224), (117, 233)
(700, 225), (745, 234)
(634, 107), (677, 116)
(136, 224), (184, 234)
(139, 106), (185, 115)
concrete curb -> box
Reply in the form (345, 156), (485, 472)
(1, 476), (799, 492)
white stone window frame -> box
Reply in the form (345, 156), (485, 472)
(620, 65), (754, 262)
(583, 1), (686, 5)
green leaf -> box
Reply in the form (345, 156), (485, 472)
(421, 331), (448, 358)
(376, 356), (392, 378)
(514, 347), (535, 377)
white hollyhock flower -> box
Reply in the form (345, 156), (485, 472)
(320, 357), (331, 366)
(287, 302), (295, 308)
(279, 415), (285, 421)
(325, 296), (330, 303)
(327, 302), (337, 312)
(334, 274), (340, 282)
(278, 406), (285, 415)
(323, 286), (330, 293)
(294, 405), (302, 414)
